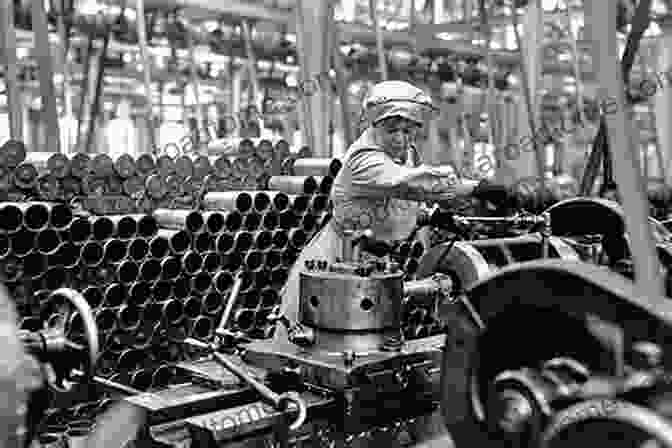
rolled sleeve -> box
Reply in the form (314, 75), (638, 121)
(346, 149), (457, 201)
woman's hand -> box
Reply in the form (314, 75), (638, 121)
(472, 180), (513, 207)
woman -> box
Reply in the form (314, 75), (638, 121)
(273, 80), (509, 446)
(277, 80), (510, 325)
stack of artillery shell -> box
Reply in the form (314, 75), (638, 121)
(0, 192), (331, 392)
(0, 139), (335, 214)
(0, 153), (432, 392)
(199, 190), (331, 339)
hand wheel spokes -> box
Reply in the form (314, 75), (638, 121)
(39, 289), (99, 392)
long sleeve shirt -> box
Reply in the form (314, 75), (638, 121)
(331, 128), (467, 242)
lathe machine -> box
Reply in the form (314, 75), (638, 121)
(25, 201), (672, 448)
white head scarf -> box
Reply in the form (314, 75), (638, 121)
(362, 80), (438, 126)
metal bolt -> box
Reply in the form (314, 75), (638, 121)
(495, 389), (534, 434)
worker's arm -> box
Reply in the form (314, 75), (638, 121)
(346, 149), (480, 202)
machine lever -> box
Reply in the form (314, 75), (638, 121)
(183, 338), (308, 431)
(353, 230), (393, 258)
(267, 312), (315, 347)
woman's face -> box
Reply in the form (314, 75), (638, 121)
(375, 117), (421, 159)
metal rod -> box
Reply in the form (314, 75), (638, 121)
(240, 20), (261, 109)
(31, 0), (61, 152)
(268, 176), (319, 195)
(369, 0), (388, 81)
(154, 208), (204, 233)
(216, 273), (244, 334)
(135, 0), (156, 151)
(202, 191), (253, 213)
(584, 0), (664, 299)
(0, 0), (21, 140)
(511, 1), (546, 190)
(293, 0), (315, 151)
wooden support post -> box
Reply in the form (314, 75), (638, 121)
(56, 0), (71, 119)
(433, 0), (444, 23)
(0, 0), (22, 141)
(232, 68), (243, 138)
(331, 29), (353, 148)
(241, 20), (261, 109)
(654, 32), (672, 183)
(294, 0), (331, 156)
(136, 0), (156, 152)
(322, 0), (334, 154)
(31, 0), (60, 151)
(369, 0), (387, 81)
(584, 0), (664, 299)
(186, 25), (204, 148)
(157, 81), (164, 145)
(563, 0), (586, 125)
(512, 0), (546, 188)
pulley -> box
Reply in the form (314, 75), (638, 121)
(540, 399), (672, 448)
(479, 357), (591, 446)
(26, 288), (99, 391)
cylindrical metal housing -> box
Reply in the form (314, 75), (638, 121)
(267, 176), (318, 195)
(154, 208), (204, 233)
(299, 270), (405, 331)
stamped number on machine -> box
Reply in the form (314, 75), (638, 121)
(188, 401), (285, 440)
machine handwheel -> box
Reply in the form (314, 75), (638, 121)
(37, 288), (99, 392)
(540, 399), (672, 448)
(469, 307), (618, 447)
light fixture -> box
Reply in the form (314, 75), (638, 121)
(644, 22), (662, 37)
(77, 0), (103, 16)
(285, 73), (298, 88)
(106, 100), (136, 157)
(203, 20), (219, 32)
